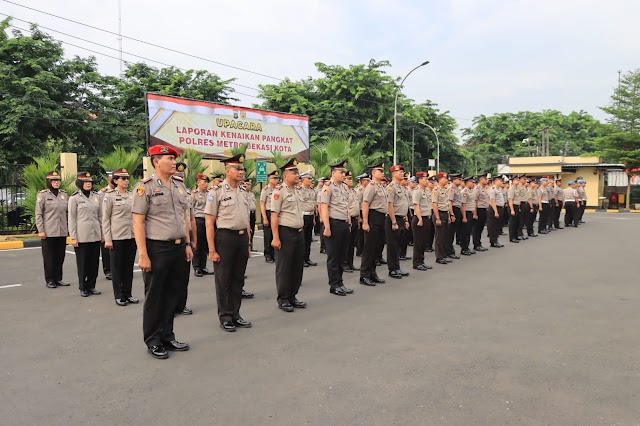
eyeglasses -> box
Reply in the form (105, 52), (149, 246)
(119, 177), (130, 180)
(228, 166), (245, 171)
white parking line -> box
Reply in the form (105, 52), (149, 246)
(0, 284), (22, 289)
(0, 247), (41, 253)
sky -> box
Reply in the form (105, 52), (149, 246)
(2, 0), (639, 140)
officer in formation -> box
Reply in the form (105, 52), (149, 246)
(553, 178), (565, 228)
(36, 171), (70, 288)
(270, 158), (307, 312)
(298, 171), (318, 267)
(446, 173), (463, 258)
(260, 170), (279, 263)
(385, 164), (411, 279)
(411, 172), (433, 271)
(132, 145), (192, 359)
(537, 178), (551, 234)
(355, 174), (370, 256)
(359, 163), (388, 287)
(488, 176), (506, 247)
(245, 178), (258, 252)
(191, 172), (212, 277)
(102, 168), (138, 306)
(204, 154), (252, 333)
(563, 180), (581, 227)
(343, 171), (360, 273)
(431, 172), (451, 264)
(472, 173), (490, 252)
(460, 176), (477, 256)
(173, 162), (195, 316)
(98, 171), (114, 281)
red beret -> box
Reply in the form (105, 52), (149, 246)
(389, 164), (405, 173)
(435, 172), (446, 179)
(196, 174), (210, 181)
(415, 172), (428, 178)
(148, 145), (178, 157)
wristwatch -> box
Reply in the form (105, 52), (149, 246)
(186, 242), (193, 248)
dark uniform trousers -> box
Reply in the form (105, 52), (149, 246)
(275, 226), (304, 305)
(411, 215), (430, 268)
(446, 206), (462, 256)
(488, 207), (503, 244)
(502, 203), (510, 230)
(110, 238), (136, 300)
(508, 204), (521, 240)
(325, 219), (349, 289)
(433, 211), (449, 260)
(249, 211), (256, 249)
(547, 202), (555, 229)
(554, 201), (563, 228)
(101, 241), (111, 276)
(303, 214), (314, 261)
(74, 241), (100, 291)
(385, 215), (405, 272)
(263, 210), (275, 260)
(175, 256), (191, 312)
(426, 217), (435, 250)
(538, 203), (549, 233)
(518, 202), (529, 236)
(473, 208), (487, 249)
(564, 202), (577, 227)
(356, 224), (364, 256)
(192, 217), (208, 270)
(143, 239), (185, 347)
(578, 202), (586, 222)
(360, 210), (385, 280)
(314, 213), (322, 235)
(41, 236), (67, 284)
(344, 215), (359, 268)
(460, 211), (476, 251)
(527, 205), (538, 235)
(214, 229), (249, 323)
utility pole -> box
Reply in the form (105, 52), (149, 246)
(118, 0), (123, 76)
(411, 126), (415, 175)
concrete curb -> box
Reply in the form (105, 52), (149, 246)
(0, 237), (72, 250)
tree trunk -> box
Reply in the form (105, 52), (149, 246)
(626, 179), (631, 210)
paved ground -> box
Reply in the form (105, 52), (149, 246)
(1, 212), (639, 425)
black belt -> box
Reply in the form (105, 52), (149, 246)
(217, 228), (246, 235)
(279, 225), (303, 233)
(195, 216), (205, 220)
(147, 238), (186, 245)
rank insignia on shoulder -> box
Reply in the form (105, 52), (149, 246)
(275, 184), (282, 190)
(141, 177), (152, 183)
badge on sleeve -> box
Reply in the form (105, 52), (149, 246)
(207, 194), (215, 202)
(137, 187), (145, 196)
(274, 194), (280, 200)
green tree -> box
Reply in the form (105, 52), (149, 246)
(97, 146), (144, 187)
(309, 133), (388, 179)
(176, 148), (207, 189)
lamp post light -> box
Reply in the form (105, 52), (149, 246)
(419, 122), (439, 173)
(393, 60), (430, 165)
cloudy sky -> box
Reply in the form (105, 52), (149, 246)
(2, 0), (639, 139)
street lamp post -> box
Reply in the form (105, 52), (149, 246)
(419, 122), (439, 172)
(393, 60), (430, 165)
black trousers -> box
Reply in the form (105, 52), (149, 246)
(502, 203), (510, 228)
(74, 241), (100, 291)
(426, 215), (435, 250)
(142, 239), (184, 346)
(325, 219), (349, 289)
(446, 206), (462, 256)
(314, 213), (322, 235)
(110, 239), (136, 300)
(275, 226), (304, 305)
(101, 241), (111, 275)
(508, 204), (520, 240)
(411, 215), (430, 267)
(214, 229), (249, 323)
(547, 202), (555, 229)
(192, 217), (208, 270)
(527, 205), (538, 235)
(518, 202), (529, 236)
(461, 210), (475, 251)
(554, 202), (563, 227)
(433, 211), (449, 260)
(41, 236), (66, 284)
(385, 215), (406, 271)
(249, 211), (256, 248)
(303, 214), (314, 261)
(356, 224), (364, 255)
(175, 255), (191, 312)
(473, 208), (487, 248)
(488, 207), (503, 244)
(537, 204), (548, 232)
(564, 202), (577, 226)
(263, 210), (274, 260)
(344, 216), (359, 268)
(578, 203), (586, 222)
(360, 210), (385, 279)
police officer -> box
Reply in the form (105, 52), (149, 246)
(98, 171), (114, 281)
(546, 177), (556, 231)
(271, 158), (307, 312)
(133, 145), (192, 359)
(425, 176), (437, 252)
(314, 177), (325, 237)
(343, 170), (360, 273)
(488, 176), (505, 248)
(385, 164), (410, 279)
(245, 178), (258, 251)
(298, 172), (317, 267)
(563, 181), (580, 227)
(432, 172), (450, 265)
(102, 168), (138, 306)
(445, 173), (463, 259)
(260, 170), (279, 263)
(320, 160), (354, 295)
(472, 173), (490, 252)
(359, 163), (388, 287)
(460, 176), (477, 256)
(508, 175), (521, 243)
(317, 177), (328, 254)
(355, 173), (370, 256)
(192, 173), (211, 277)
(525, 179), (538, 237)
(578, 180), (587, 223)
(205, 154), (252, 332)
(36, 171), (69, 288)
(400, 173), (413, 259)
(554, 178), (564, 229)
(518, 175), (533, 239)
(68, 172), (102, 297)
(173, 162), (195, 316)
(537, 178), (550, 234)
(411, 172), (432, 271)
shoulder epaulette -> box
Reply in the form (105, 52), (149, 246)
(274, 184), (283, 190)
(140, 177), (153, 183)
(171, 175), (184, 182)
(72, 190), (79, 196)
(105, 188), (115, 193)
(39, 189), (48, 193)
(59, 189), (67, 193)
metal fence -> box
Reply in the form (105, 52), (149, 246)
(0, 163), (29, 234)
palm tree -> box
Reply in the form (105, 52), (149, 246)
(310, 133), (388, 179)
(98, 146), (144, 186)
(177, 148), (207, 189)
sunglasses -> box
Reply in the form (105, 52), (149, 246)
(228, 166), (245, 171)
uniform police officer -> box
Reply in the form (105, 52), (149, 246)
(355, 173), (370, 256)
(359, 163), (388, 287)
(205, 154), (252, 332)
(432, 172), (451, 265)
(386, 164), (410, 279)
(36, 171), (69, 288)
(563, 181), (580, 227)
(132, 145), (192, 359)
(271, 158), (307, 312)
(245, 179), (258, 251)
(460, 176), (477, 256)
(320, 160), (354, 295)
(102, 168), (138, 306)
(99, 172), (115, 281)
(537, 178), (551, 234)
(69, 172), (102, 297)
(488, 176), (505, 248)
(446, 173), (463, 259)
(343, 170), (360, 273)
(260, 170), (279, 263)
(411, 172), (433, 271)
(298, 172), (318, 267)
(472, 173), (490, 252)
(192, 173), (212, 276)
(554, 179), (564, 229)
(173, 162), (195, 316)
(507, 176), (521, 243)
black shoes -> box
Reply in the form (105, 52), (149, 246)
(330, 286), (348, 295)
(413, 264), (430, 271)
(56, 280), (70, 286)
(220, 321), (236, 332)
(399, 256), (411, 261)
(510, 239), (520, 243)
(529, 234), (538, 237)
(378, 258), (387, 264)
(448, 254), (460, 259)
(474, 246), (488, 252)
(194, 269), (203, 277)
(265, 257), (275, 263)
(517, 236), (527, 240)
(436, 258), (448, 265)
(372, 276), (386, 284)
(304, 259), (318, 267)
(461, 250), (472, 256)
(490, 243), (504, 248)
(396, 269), (409, 276)
(105, 273), (112, 281)
(201, 267), (213, 274)
(80, 290), (90, 297)
(162, 340), (190, 351)
(425, 247), (434, 252)
(388, 270), (402, 279)
(147, 345), (169, 359)
(176, 307), (193, 315)
(126, 296), (139, 304)
(279, 303), (295, 312)
(46, 281), (57, 289)
(233, 318), (252, 328)
(88, 289), (101, 295)
(340, 285), (354, 294)
(358, 277), (376, 287)
(242, 290), (254, 299)
(291, 299), (307, 308)
(319, 248), (326, 254)
(343, 265), (355, 273)
(116, 298), (128, 306)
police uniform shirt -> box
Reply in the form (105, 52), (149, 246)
(132, 174), (189, 240)
(405, 186), (414, 211)
(347, 187), (360, 217)
(507, 185), (518, 203)
(192, 189), (208, 218)
(517, 185), (529, 203)
(412, 186), (432, 216)
(102, 189), (134, 242)
(68, 191), (102, 243)
(489, 186), (505, 207)
(563, 187), (578, 202)
(474, 185), (490, 209)
(320, 180), (350, 221)
(579, 187), (587, 202)
(271, 185), (304, 229)
(362, 182), (389, 214)
(245, 190), (257, 212)
(298, 186), (316, 213)
(501, 186), (509, 203)
(432, 186), (449, 212)
(387, 182), (409, 216)
(527, 187), (535, 204)
(35, 189), (69, 237)
(555, 186), (565, 202)
(260, 185), (276, 211)
(545, 185), (554, 202)
(448, 184), (463, 208)
(463, 188), (476, 212)
(204, 181), (250, 230)
(538, 187), (549, 203)
(356, 185), (365, 204)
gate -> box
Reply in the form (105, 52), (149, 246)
(0, 163), (29, 234)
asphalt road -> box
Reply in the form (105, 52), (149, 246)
(1, 212), (639, 425)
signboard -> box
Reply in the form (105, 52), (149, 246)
(146, 93), (309, 161)
(428, 159), (436, 168)
(256, 161), (267, 183)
